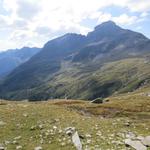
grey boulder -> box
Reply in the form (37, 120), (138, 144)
(125, 139), (147, 150)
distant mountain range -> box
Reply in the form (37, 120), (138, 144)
(0, 21), (150, 100)
(0, 47), (41, 78)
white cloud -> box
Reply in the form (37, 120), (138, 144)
(127, 0), (150, 12)
(140, 12), (149, 17)
(0, 15), (8, 27)
(113, 14), (138, 25)
(0, 0), (150, 51)
(17, 0), (41, 20)
(97, 13), (138, 25)
(97, 12), (112, 23)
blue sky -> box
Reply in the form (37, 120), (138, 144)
(0, 0), (150, 51)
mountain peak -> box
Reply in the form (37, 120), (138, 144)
(100, 20), (116, 25)
(94, 21), (119, 31)
(87, 21), (122, 42)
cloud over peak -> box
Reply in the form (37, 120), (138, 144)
(0, 0), (150, 51)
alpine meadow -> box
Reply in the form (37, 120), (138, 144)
(0, 0), (150, 150)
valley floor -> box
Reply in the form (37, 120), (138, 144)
(0, 91), (150, 150)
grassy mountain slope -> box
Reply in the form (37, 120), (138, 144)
(0, 34), (86, 92)
(0, 21), (150, 100)
(31, 57), (150, 100)
(1, 56), (150, 101)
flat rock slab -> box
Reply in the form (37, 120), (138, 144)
(72, 131), (82, 150)
(141, 136), (150, 146)
(125, 139), (147, 150)
(0, 147), (5, 150)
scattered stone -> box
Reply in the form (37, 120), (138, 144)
(104, 98), (109, 102)
(96, 131), (102, 136)
(126, 132), (136, 139)
(0, 144), (5, 150)
(16, 123), (21, 127)
(58, 139), (62, 142)
(124, 121), (131, 127)
(141, 136), (150, 146)
(23, 113), (28, 117)
(72, 131), (82, 150)
(4, 140), (10, 145)
(53, 126), (57, 130)
(0, 121), (6, 126)
(87, 139), (91, 144)
(91, 98), (103, 104)
(38, 125), (44, 130)
(40, 139), (44, 144)
(39, 134), (43, 138)
(16, 145), (22, 149)
(66, 130), (73, 136)
(67, 139), (71, 144)
(30, 126), (36, 130)
(54, 119), (59, 122)
(34, 146), (42, 150)
(116, 132), (124, 138)
(146, 93), (150, 97)
(85, 134), (91, 138)
(62, 137), (66, 141)
(61, 142), (66, 146)
(0, 146), (5, 150)
(12, 140), (18, 144)
(14, 136), (21, 140)
(65, 127), (75, 136)
(125, 139), (147, 150)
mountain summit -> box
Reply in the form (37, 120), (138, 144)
(0, 21), (150, 100)
(87, 21), (123, 42)
(94, 21), (118, 30)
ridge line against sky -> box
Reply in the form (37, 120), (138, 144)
(0, 0), (150, 51)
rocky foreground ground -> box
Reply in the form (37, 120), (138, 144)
(0, 91), (150, 150)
